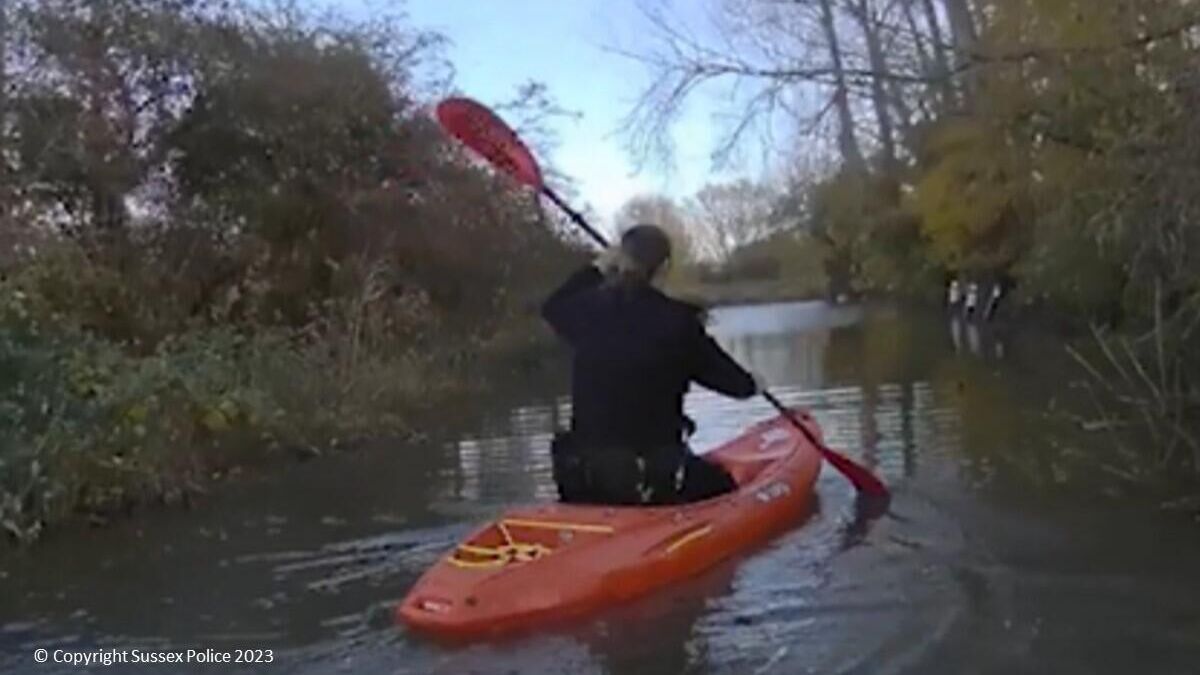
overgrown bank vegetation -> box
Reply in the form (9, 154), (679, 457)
(0, 0), (580, 541)
(620, 1), (1200, 488)
(4, 0), (1199, 540)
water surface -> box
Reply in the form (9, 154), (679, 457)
(3, 302), (1199, 674)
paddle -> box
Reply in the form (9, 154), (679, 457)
(434, 96), (890, 499)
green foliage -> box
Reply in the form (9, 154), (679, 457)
(804, 170), (936, 297)
(831, 0), (1200, 475)
(913, 118), (1028, 274)
(0, 259), (508, 541)
(628, 0), (1200, 480)
(759, 0), (1200, 329)
(0, 295), (272, 540)
(951, 0), (1199, 322)
(0, 1), (579, 542)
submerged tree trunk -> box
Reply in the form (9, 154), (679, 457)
(816, 0), (867, 172)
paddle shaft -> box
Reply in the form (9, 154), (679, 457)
(761, 390), (882, 489)
(542, 187), (608, 248)
(762, 389), (813, 437)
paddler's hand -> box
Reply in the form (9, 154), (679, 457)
(594, 245), (635, 278)
(751, 372), (767, 395)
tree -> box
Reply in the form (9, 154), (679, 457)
(687, 179), (779, 261)
(1, 0), (577, 341)
(7, 0), (208, 236)
(618, 0), (1200, 466)
(0, 1), (14, 234)
(913, 118), (1028, 275)
(816, 0), (867, 171)
(913, 0), (956, 109)
(844, 0), (899, 174)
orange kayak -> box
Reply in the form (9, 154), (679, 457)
(395, 409), (824, 638)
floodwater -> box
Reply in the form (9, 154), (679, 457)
(3, 302), (1199, 674)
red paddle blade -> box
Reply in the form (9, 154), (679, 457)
(818, 445), (890, 498)
(435, 97), (544, 189)
(770, 395), (889, 498)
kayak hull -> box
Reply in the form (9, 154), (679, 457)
(396, 410), (824, 638)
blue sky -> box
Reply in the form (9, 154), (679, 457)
(395, 0), (743, 229)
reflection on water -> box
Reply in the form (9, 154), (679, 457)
(949, 314), (1008, 361)
(3, 301), (1200, 675)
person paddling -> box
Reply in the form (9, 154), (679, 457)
(542, 224), (760, 505)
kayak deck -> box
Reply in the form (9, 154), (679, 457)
(396, 409), (824, 638)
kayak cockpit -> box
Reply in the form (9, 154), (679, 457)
(447, 517), (615, 570)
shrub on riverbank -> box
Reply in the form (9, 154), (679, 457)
(0, 1), (581, 542)
(0, 250), (563, 543)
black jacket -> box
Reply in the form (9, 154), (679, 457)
(542, 266), (756, 448)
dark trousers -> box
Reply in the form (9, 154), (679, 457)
(640, 445), (685, 505)
(551, 433), (733, 506)
(550, 435), (647, 505)
(588, 447), (643, 505)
